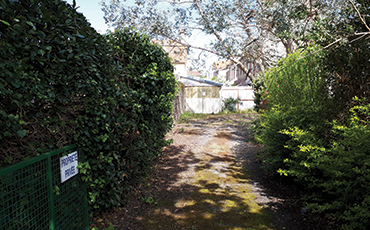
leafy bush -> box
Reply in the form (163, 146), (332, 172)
(0, 0), (116, 165)
(222, 97), (240, 112)
(279, 98), (370, 229)
(255, 45), (332, 171)
(251, 73), (267, 113)
(78, 29), (177, 209)
(254, 43), (370, 228)
(1, 0), (177, 211)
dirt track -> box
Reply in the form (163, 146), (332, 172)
(94, 113), (339, 230)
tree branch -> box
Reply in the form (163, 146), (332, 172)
(348, 0), (370, 32)
(193, 0), (253, 77)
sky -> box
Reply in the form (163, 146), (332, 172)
(65, 0), (109, 34)
(64, 0), (218, 70)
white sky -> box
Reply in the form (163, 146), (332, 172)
(64, 0), (217, 70)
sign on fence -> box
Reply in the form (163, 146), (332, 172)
(0, 144), (89, 230)
(60, 151), (79, 183)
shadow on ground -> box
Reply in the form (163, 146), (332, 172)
(97, 113), (339, 230)
(119, 126), (275, 230)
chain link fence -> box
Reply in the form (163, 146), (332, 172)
(0, 144), (89, 230)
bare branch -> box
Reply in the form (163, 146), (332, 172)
(193, 0), (253, 76)
(348, 0), (370, 32)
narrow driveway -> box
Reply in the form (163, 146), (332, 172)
(100, 113), (336, 230)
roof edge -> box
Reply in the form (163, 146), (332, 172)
(179, 76), (223, 87)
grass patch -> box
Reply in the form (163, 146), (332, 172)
(178, 111), (214, 123)
(178, 110), (257, 124)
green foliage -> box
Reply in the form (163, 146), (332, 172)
(251, 73), (267, 113)
(1, 0), (177, 211)
(277, 98), (370, 229)
(77, 29), (177, 209)
(222, 97), (240, 112)
(254, 45), (332, 171)
(0, 0), (115, 164)
(255, 42), (370, 228)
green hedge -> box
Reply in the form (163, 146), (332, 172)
(253, 45), (370, 229)
(1, 0), (177, 210)
(0, 0), (114, 163)
(78, 29), (177, 209)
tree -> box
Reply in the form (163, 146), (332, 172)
(101, 0), (277, 80)
(256, 0), (349, 54)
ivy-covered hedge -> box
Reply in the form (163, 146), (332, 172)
(0, 0), (177, 210)
(0, 0), (114, 162)
(79, 29), (177, 209)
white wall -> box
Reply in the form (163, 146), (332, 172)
(221, 86), (255, 110)
(186, 98), (221, 114)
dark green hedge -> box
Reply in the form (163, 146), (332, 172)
(79, 29), (177, 209)
(0, 0), (177, 210)
(0, 0), (114, 161)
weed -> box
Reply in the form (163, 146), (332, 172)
(224, 119), (232, 123)
(91, 223), (114, 230)
(142, 194), (157, 205)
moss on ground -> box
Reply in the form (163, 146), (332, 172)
(137, 131), (274, 230)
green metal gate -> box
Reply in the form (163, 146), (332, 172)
(0, 144), (89, 230)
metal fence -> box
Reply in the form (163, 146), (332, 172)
(0, 144), (89, 230)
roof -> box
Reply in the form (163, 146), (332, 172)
(179, 76), (223, 87)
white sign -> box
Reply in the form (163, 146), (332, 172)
(60, 151), (79, 183)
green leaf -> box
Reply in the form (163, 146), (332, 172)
(26, 21), (34, 27)
(0, 20), (10, 26)
(17, 130), (27, 138)
(5, 156), (13, 164)
(4, 131), (12, 137)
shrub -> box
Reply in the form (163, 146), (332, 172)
(280, 98), (370, 229)
(251, 73), (267, 113)
(254, 43), (370, 228)
(222, 97), (240, 112)
(255, 45), (332, 171)
(0, 0), (116, 165)
(0, 0), (177, 211)
(78, 29), (177, 209)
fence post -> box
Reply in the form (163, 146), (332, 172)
(47, 156), (55, 230)
(81, 150), (90, 230)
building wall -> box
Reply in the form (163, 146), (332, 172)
(221, 86), (255, 110)
(185, 86), (220, 98)
(185, 86), (221, 114)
